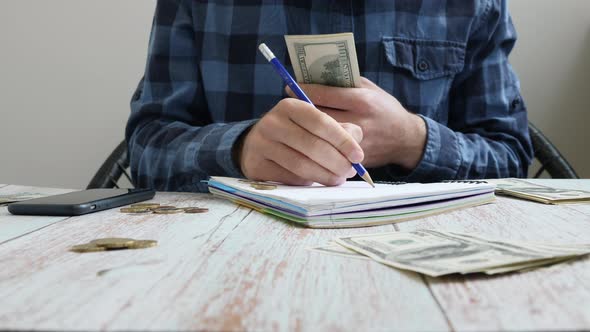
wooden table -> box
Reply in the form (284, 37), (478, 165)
(1, 180), (589, 331)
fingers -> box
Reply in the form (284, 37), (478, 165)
(264, 139), (348, 186)
(240, 129), (341, 186)
(357, 76), (379, 89)
(285, 77), (384, 114)
(286, 84), (372, 113)
(281, 98), (364, 163)
(346, 167), (357, 178)
(249, 159), (313, 186)
(259, 115), (358, 177)
(340, 122), (363, 144)
(238, 97), (365, 186)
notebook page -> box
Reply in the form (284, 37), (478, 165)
(209, 177), (495, 209)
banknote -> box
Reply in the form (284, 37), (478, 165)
(445, 232), (587, 274)
(334, 230), (590, 277)
(485, 178), (590, 204)
(285, 33), (361, 88)
(483, 257), (576, 275)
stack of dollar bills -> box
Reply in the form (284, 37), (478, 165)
(285, 32), (361, 87)
(310, 230), (590, 277)
(486, 178), (590, 204)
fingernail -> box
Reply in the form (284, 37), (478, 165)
(349, 150), (364, 163)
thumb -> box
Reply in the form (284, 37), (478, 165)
(340, 122), (363, 144)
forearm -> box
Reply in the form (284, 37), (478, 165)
(394, 114), (531, 182)
(126, 118), (256, 192)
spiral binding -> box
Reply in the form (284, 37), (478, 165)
(442, 180), (488, 184)
(375, 181), (407, 185)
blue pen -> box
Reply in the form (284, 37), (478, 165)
(258, 43), (375, 187)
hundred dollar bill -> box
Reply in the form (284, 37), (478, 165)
(335, 230), (589, 277)
(445, 232), (589, 274)
(485, 178), (590, 204)
(285, 33), (361, 88)
(483, 257), (576, 275)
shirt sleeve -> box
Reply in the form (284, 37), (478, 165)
(395, 0), (533, 182)
(125, 0), (256, 192)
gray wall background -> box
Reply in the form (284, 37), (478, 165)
(1, 1), (589, 189)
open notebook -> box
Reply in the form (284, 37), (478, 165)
(208, 177), (496, 228)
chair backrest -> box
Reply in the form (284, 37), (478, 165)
(529, 122), (579, 179)
(87, 140), (133, 189)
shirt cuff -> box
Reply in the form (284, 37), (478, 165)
(388, 115), (462, 182)
(215, 119), (258, 178)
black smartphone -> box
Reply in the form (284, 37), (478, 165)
(7, 188), (155, 216)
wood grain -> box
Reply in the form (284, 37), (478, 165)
(1, 180), (590, 331)
(145, 211), (448, 332)
(0, 191), (450, 331)
(394, 180), (590, 331)
(0, 185), (75, 244)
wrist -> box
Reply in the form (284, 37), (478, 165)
(397, 112), (427, 170)
(232, 125), (254, 176)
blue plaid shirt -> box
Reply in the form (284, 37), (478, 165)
(127, 0), (533, 192)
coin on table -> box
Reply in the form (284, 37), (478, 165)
(128, 240), (158, 249)
(183, 207), (209, 214)
(91, 238), (136, 249)
(129, 203), (161, 210)
(250, 183), (277, 190)
(152, 207), (185, 214)
(154, 206), (177, 209)
(120, 207), (152, 214)
(70, 243), (106, 253)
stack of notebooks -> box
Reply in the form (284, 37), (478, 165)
(208, 177), (496, 228)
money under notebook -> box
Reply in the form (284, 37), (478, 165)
(207, 177), (496, 228)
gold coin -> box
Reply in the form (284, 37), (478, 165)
(238, 179), (254, 184)
(128, 240), (158, 249)
(152, 207), (185, 214)
(155, 205), (176, 209)
(91, 238), (136, 249)
(183, 207), (209, 213)
(70, 244), (106, 253)
(120, 207), (151, 214)
(130, 203), (161, 209)
(250, 183), (277, 190)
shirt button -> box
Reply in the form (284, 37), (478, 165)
(511, 97), (521, 109)
(417, 59), (429, 72)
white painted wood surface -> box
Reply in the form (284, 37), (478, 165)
(0, 185), (75, 243)
(0, 181), (589, 331)
(395, 179), (590, 331)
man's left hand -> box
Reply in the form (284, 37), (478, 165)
(288, 77), (427, 170)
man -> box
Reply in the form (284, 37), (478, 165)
(126, 0), (533, 192)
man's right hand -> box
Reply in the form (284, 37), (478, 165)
(238, 98), (364, 186)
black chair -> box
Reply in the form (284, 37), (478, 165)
(87, 140), (133, 189)
(528, 122), (579, 179)
(87, 124), (579, 189)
